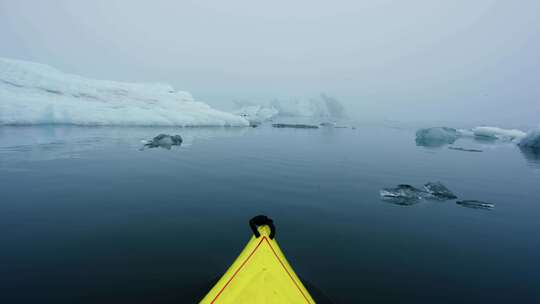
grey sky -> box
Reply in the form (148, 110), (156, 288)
(1, 0), (539, 126)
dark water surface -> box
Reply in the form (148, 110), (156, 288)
(1, 125), (539, 303)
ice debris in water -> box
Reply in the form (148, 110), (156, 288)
(448, 146), (483, 153)
(380, 184), (425, 205)
(143, 134), (183, 149)
(456, 200), (494, 209)
(272, 123), (319, 129)
(518, 128), (540, 150)
(415, 127), (461, 147)
(320, 122), (336, 127)
(380, 182), (457, 205)
(423, 182), (457, 199)
(472, 126), (526, 142)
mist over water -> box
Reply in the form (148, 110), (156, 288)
(1, 0), (539, 127)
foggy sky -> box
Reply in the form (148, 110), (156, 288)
(1, 0), (539, 126)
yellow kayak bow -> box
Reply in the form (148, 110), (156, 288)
(200, 215), (316, 303)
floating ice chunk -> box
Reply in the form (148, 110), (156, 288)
(423, 182), (457, 199)
(319, 122), (336, 127)
(456, 200), (494, 209)
(381, 182), (458, 205)
(380, 184), (426, 205)
(518, 128), (540, 149)
(448, 146), (483, 153)
(0, 57), (249, 126)
(415, 127), (460, 147)
(472, 126), (526, 141)
(272, 123), (319, 129)
(143, 134), (183, 149)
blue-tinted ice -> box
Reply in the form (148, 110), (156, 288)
(380, 182), (457, 205)
(143, 134), (183, 149)
(423, 182), (457, 199)
(415, 127), (460, 147)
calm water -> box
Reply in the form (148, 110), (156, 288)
(1, 125), (539, 303)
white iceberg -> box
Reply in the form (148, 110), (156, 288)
(472, 126), (526, 141)
(270, 93), (345, 118)
(0, 57), (249, 126)
(416, 125), (530, 147)
(232, 93), (345, 125)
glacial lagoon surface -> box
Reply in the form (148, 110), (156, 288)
(1, 124), (539, 303)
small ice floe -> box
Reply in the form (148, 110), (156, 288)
(448, 146), (483, 153)
(272, 123), (319, 129)
(423, 182), (457, 200)
(415, 127), (461, 147)
(456, 200), (495, 209)
(380, 184), (426, 205)
(380, 182), (457, 205)
(142, 134), (183, 149)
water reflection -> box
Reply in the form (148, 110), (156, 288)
(0, 126), (248, 162)
(415, 137), (453, 148)
(519, 146), (540, 168)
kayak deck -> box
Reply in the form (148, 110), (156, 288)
(200, 222), (315, 303)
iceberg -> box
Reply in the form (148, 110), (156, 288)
(415, 127), (461, 147)
(472, 126), (526, 141)
(231, 94), (345, 127)
(518, 128), (540, 149)
(0, 58), (249, 126)
(416, 126), (529, 147)
(268, 93), (345, 119)
(518, 128), (540, 166)
(233, 104), (279, 125)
